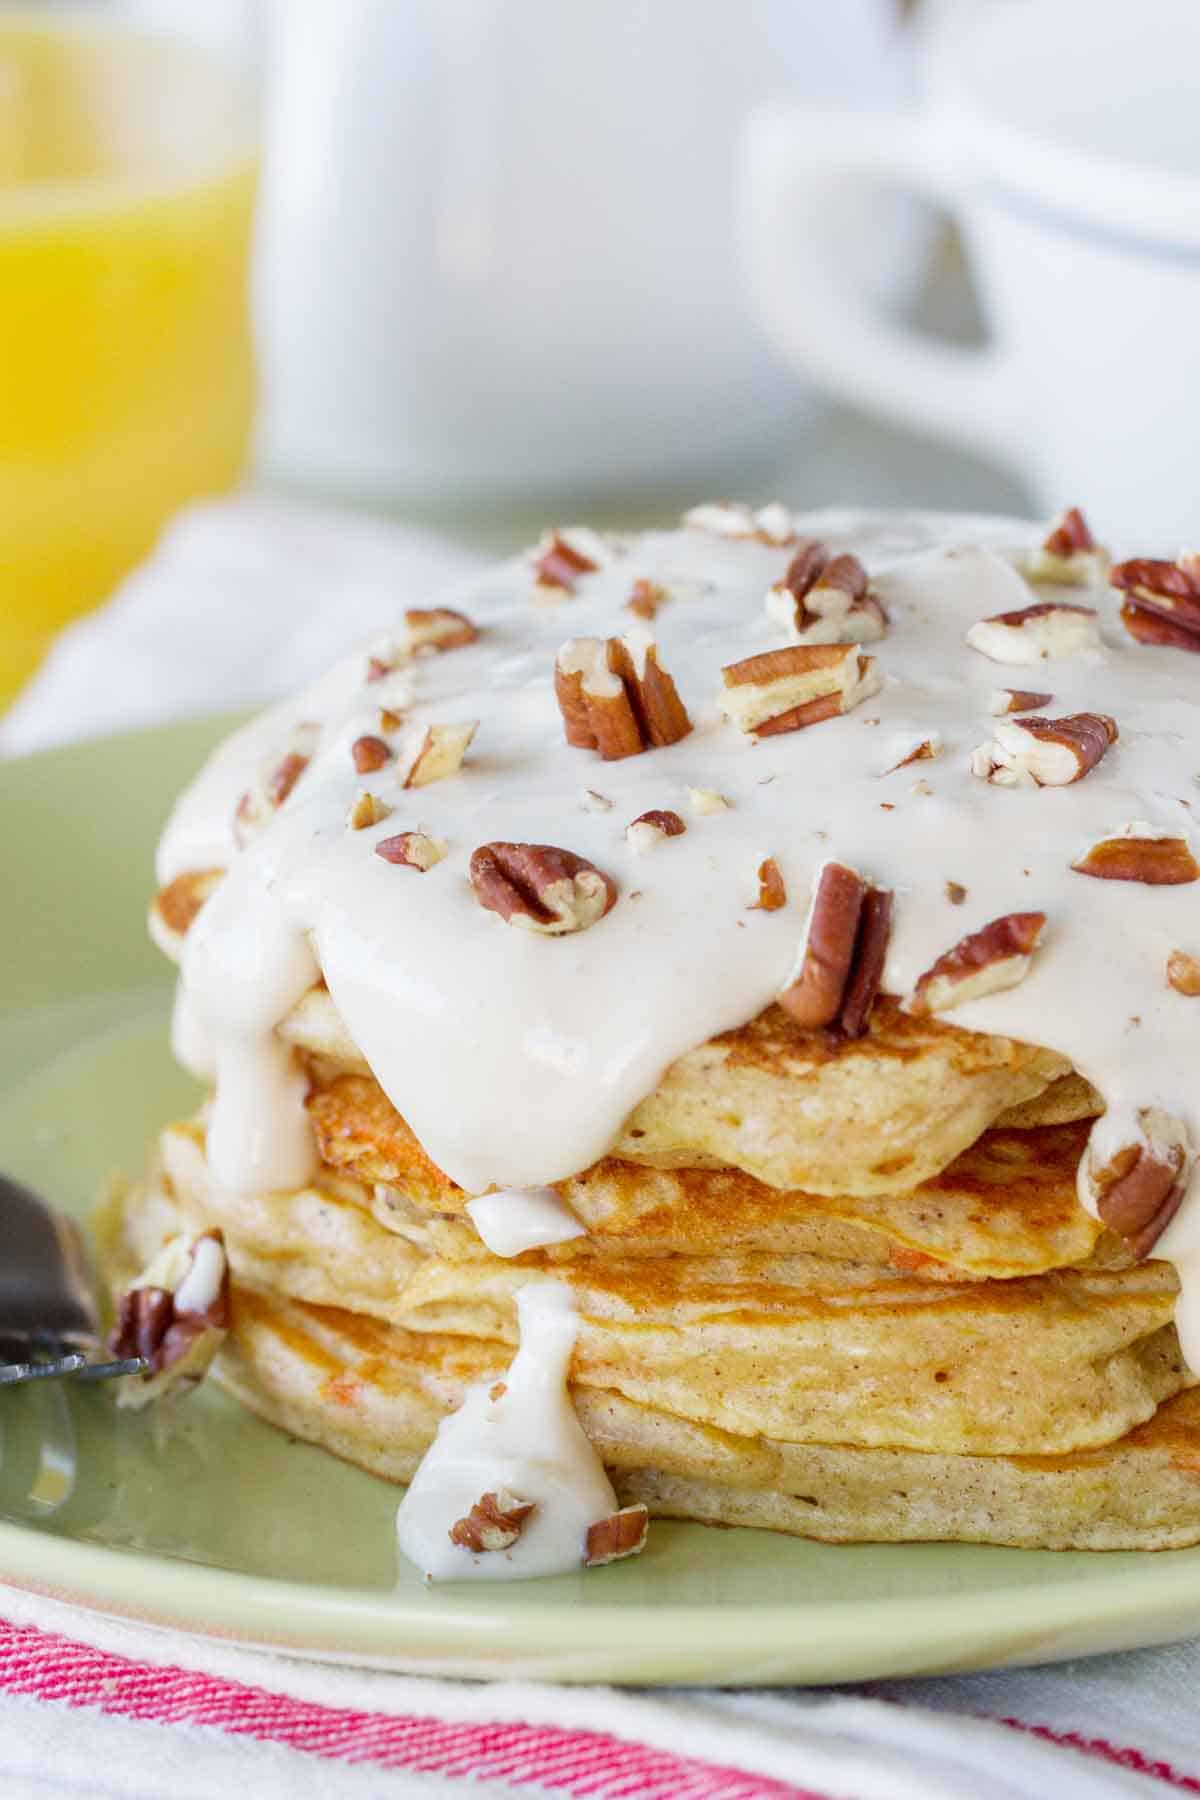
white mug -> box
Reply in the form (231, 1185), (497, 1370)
(253, 0), (917, 505)
(742, 0), (1200, 542)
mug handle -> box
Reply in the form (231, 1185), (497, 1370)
(741, 104), (1020, 465)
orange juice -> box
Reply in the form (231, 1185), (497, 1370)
(0, 14), (257, 706)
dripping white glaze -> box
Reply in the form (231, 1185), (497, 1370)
(156, 507), (1200, 1364)
(395, 1281), (614, 1581)
(465, 1188), (586, 1258)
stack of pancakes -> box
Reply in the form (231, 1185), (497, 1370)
(114, 905), (1200, 1551)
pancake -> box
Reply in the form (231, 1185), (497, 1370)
(186, 1275), (1200, 1552)
(118, 1158), (1186, 1457)
(132, 507), (1200, 1572)
(155, 888), (1076, 1202)
(306, 1074), (1108, 1278)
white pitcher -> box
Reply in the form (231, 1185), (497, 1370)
(254, 0), (917, 505)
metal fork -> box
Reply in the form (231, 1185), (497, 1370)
(0, 1173), (146, 1385)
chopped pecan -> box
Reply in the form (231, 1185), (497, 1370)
(719, 643), (881, 737)
(779, 862), (892, 1037)
(683, 499), (795, 546)
(944, 880), (967, 906)
(584, 1503), (649, 1566)
(1022, 507), (1107, 585)
(687, 786), (729, 815)
(750, 857), (787, 912)
(988, 688), (1053, 716)
(1072, 824), (1200, 885)
(470, 842), (617, 934)
(375, 831), (447, 870)
(449, 1489), (536, 1553)
(401, 721), (477, 787)
(109, 1231), (230, 1410)
(266, 751), (310, 808)
(883, 731), (942, 775)
(555, 631), (691, 759)
(1079, 1110), (1189, 1259)
(234, 726), (321, 844)
(971, 711), (1117, 788)
(966, 601), (1100, 665)
(626, 578), (668, 621)
(531, 529), (605, 594)
(1168, 951), (1200, 996)
(766, 544), (887, 646)
(351, 734), (392, 774)
(348, 792), (390, 831)
(906, 912), (1046, 1015)
(1045, 506), (1097, 558)
(153, 868), (224, 938)
(626, 809), (686, 853)
(402, 607), (478, 654)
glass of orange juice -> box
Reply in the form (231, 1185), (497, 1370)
(0, 9), (257, 706)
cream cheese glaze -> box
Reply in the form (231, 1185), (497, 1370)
(158, 507), (1200, 1360)
(395, 1280), (615, 1580)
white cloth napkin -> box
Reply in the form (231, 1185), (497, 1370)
(3, 495), (1199, 1800)
(0, 496), (486, 757)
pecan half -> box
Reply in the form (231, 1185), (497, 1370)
(683, 499), (795, 546)
(449, 1489), (536, 1553)
(719, 643), (881, 737)
(584, 1503), (649, 1567)
(750, 857), (787, 912)
(351, 733), (392, 774)
(1112, 555), (1200, 640)
(1168, 951), (1200, 996)
(401, 721), (478, 787)
(402, 607), (478, 654)
(966, 601), (1100, 664)
(555, 632), (691, 759)
(988, 688), (1053, 716)
(375, 830), (446, 870)
(1079, 1109), (1189, 1260)
(766, 544), (887, 646)
(626, 809), (686, 853)
(1072, 824), (1200, 885)
(1113, 555), (1200, 652)
(906, 911), (1046, 1015)
(780, 863), (892, 1037)
(470, 842), (617, 934)
(1121, 602), (1200, 652)
(971, 711), (1117, 788)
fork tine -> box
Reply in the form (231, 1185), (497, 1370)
(0, 1351), (87, 1386)
(72, 1356), (147, 1382)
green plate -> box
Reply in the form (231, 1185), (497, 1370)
(3, 718), (1200, 1683)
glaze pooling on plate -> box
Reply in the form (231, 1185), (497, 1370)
(395, 1280), (616, 1582)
